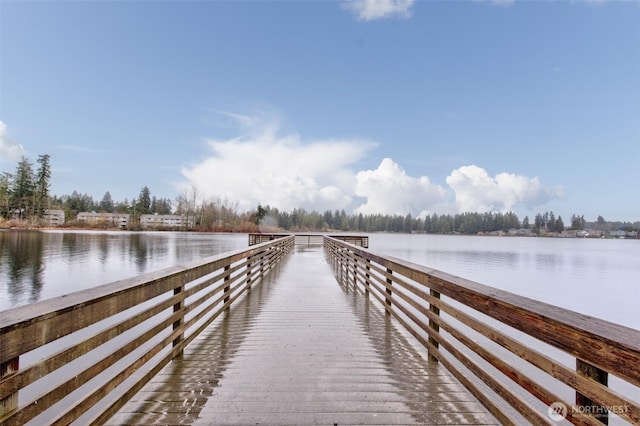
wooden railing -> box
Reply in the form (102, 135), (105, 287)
(324, 236), (640, 425)
(0, 236), (294, 426)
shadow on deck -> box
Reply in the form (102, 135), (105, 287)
(108, 246), (496, 425)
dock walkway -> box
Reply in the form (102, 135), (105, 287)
(109, 246), (496, 425)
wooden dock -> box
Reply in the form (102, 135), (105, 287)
(2, 235), (638, 426)
(108, 246), (495, 425)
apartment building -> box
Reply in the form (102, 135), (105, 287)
(77, 212), (130, 228)
(44, 209), (65, 226)
(140, 214), (194, 229)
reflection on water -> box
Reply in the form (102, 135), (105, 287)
(1, 231), (638, 329)
(0, 231), (247, 311)
(0, 231), (45, 306)
(370, 234), (640, 329)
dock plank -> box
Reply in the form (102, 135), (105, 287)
(109, 246), (496, 425)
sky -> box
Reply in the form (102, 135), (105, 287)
(0, 0), (638, 222)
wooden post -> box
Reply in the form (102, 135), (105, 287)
(576, 359), (609, 424)
(365, 259), (371, 295)
(353, 257), (358, 289)
(385, 268), (393, 313)
(0, 357), (19, 417)
(172, 274), (186, 358)
(428, 289), (440, 363)
(339, 249), (346, 284)
(223, 264), (231, 308)
(246, 254), (253, 290)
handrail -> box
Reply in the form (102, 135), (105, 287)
(324, 236), (640, 425)
(0, 236), (294, 425)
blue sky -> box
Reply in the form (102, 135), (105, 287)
(1, 0), (638, 222)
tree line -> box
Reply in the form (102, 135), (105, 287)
(1, 155), (52, 220)
(1, 154), (638, 235)
(257, 206), (638, 235)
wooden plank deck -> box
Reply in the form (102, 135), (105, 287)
(108, 246), (497, 425)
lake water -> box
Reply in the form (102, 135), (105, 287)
(0, 230), (248, 312)
(1, 230), (638, 330)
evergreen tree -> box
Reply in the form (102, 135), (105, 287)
(0, 172), (12, 219)
(11, 157), (35, 219)
(404, 214), (413, 233)
(253, 204), (267, 225)
(138, 186), (152, 214)
(100, 192), (114, 212)
(64, 191), (95, 218)
(548, 211), (556, 231)
(34, 154), (51, 217)
(570, 214), (585, 230)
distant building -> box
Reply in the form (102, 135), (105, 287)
(44, 209), (65, 226)
(140, 214), (194, 229)
(77, 212), (130, 228)
(609, 230), (637, 239)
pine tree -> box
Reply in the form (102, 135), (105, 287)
(0, 172), (12, 219)
(100, 192), (115, 212)
(11, 157), (35, 219)
(138, 186), (152, 214)
(35, 154), (52, 217)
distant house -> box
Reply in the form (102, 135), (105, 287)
(77, 212), (130, 228)
(609, 230), (636, 239)
(140, 214), (194, 229)
(508, 228), (533, 236)
(44, 209), (65, 226)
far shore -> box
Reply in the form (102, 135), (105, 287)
(1, 220), (635, 239)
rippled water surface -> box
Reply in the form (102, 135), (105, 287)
(369, 234), (640, 329)
(1, 231), (638, 329)
(0, 230), (247, 311)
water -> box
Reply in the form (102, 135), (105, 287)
(0, 230), (248, 311)
(1, 230), (638, 329)
(369, 234), (640, 330)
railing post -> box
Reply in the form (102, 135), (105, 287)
(338, 248), (345, 284)
(385, 268), (393, 313)
(576, 360), (609, 424)
(223, 264), (231, 308)
(365, 259), (371, 295)
(246, 254), (253, 290)
(0, 357), (19, 417)
(353, 256), (358, 289)
(428, 289), (440, 363)
(172, 275), (186, 358)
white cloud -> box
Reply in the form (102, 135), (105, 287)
(181, 114), (375, 212)
(342, 0), (414, 21)
(181, 113), (562, 218)
(354, 158), (448, 216)
(446, 165), (560, 213)
(0, 121), (27, 163)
